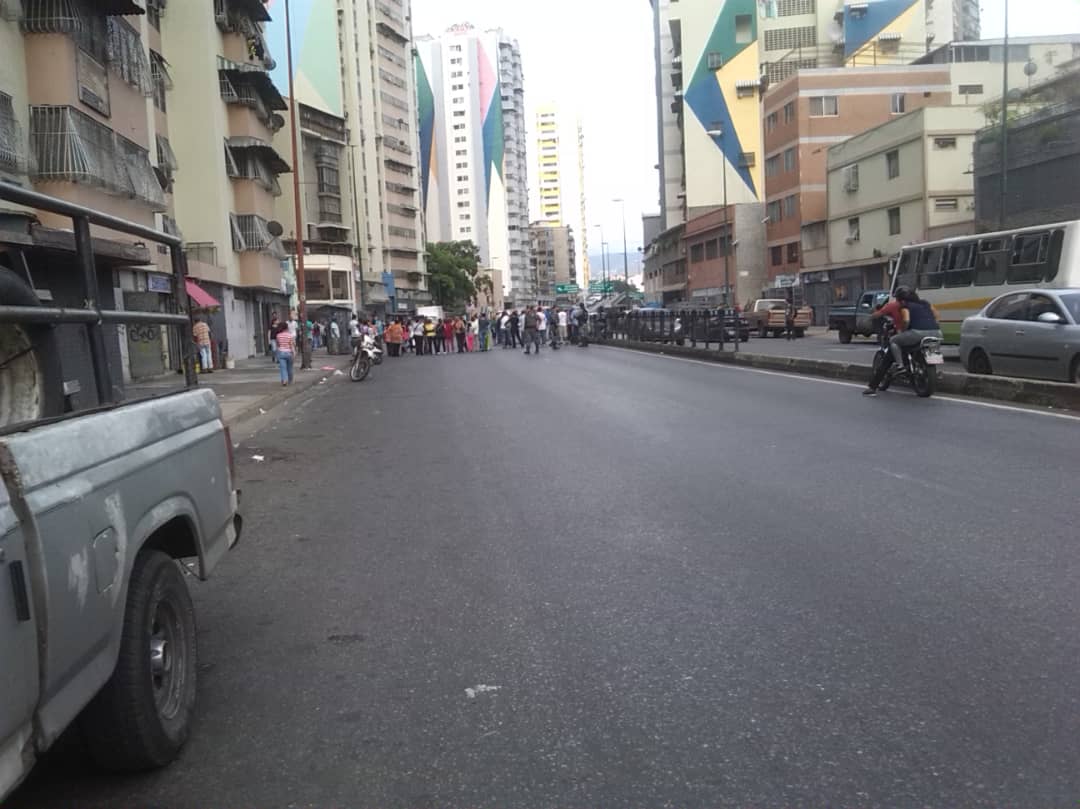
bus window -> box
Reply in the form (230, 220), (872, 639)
(975, 244), (1008, 286)
(1044, 229), (1064, 282)
(945, 241), (976, 287)
(918, 246), (945, 288)
(895, 249), (918, 289)
(1008, 232), (1048, 284)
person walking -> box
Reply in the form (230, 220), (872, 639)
(499, 311), (510, 348)
(510, 310), (522, 348)
(193, 315), (213, 373)
(267, 314), (279, 363)
(272, 322), (295, 386)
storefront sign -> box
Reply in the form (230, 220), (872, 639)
(146, 274), (172, 293)
(802, 271), (830, 284)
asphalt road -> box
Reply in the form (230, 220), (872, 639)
(11, 344), (1080, 808)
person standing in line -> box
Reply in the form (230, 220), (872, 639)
(272, 322), (295, 386)
(522, 305), (540, 356)
(193, 315), (213, 373)
(386, 319), (403, 357)
(510, 310), (522, 348)
(557, 306), (568, 344)
(453, 316), (466, 353)
(442, 317), (455, 354)
(329, 318), (341, 355)
(424, 318), (438, 355)
(411, 318), (425, 356)
(466, 314), (477, 352)
(536, 304), (548, 350)
(477, 312), (489, 352)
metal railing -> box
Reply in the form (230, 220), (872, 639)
(0, 180), (197, 403)
(592, 308), (747, 352)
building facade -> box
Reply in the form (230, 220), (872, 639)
(415, 24), (532, 307)
(535, 103), (562, 225)
(528, 223), (576, 305)
(265, 0), (428, 317)
(165, 0), (292, 361)
(0, 0), (192, 397)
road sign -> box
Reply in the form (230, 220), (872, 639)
(555, 284), (581, 294)
(588, 281), (614, 293)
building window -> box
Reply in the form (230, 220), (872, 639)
(764, 154), (780, 177)
(933, 136), (957, 149)
(847, 217), (860, 242)
(457, 201), (469, 208)
(453, 97), (464, 104)
(767, 200), (782, 221)
(958, 83), (984, 96)
(777, 0), (816, 14)
(457, 188), (468, 195)
(783, 195), (797, 217)
(450, 44), (462, 52)
(783, 147), (795, 172)
(451, 71), (463, 78)
(456, 174), (468, 181)
(787, 241), (800, 262)
(0, 92), (23, 172)
(765, 111), (778, 131)
(888, 206), (902, 235)
(150, 51), (171, 113)
(453, 124), (465, 130)
(739, 151), (756, 167)
(935, 197), (959, 211)
(764, 25), (816, 51)
(455, 161), (467, 168)
(734, 14), (753, 44)
(450, 57), (462, 65)
(452, 84), (463, 90)
(707, 52), (724, 69)
(808, 95), (838, 116)
(783, 100), (795, 123)
(770, 245), (783, 265)
(886, 149), (899, 179)
(705, 239), (719, 259)
(455, 149), (466, 156)
(690, 243), (705, 263)
(891, 93), (905, 114)
(453, 110), (465, 117)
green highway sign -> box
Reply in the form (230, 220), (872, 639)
(588, 281), (614, 293)
(555, 284), (581, 294)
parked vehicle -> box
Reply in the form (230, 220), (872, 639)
(871, 319), (944, 397)
(828, 290), (890, 343)
(0, 183), (241, 802)
(350, 333), (381, 381)
(889, 221), (1080, 344)
(744, 299), (812, 338)
(959, 288), (1080, 383)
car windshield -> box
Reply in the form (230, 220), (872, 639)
(1058, 292), (1080, 323)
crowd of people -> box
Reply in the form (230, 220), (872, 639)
(362, 304), (591, 358)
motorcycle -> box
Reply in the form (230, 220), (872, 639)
(871, 320), (943, 398)
(350, 334), (381, 382)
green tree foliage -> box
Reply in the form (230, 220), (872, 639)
(425, 241), (479, 309)
(608, 279), (641, 295)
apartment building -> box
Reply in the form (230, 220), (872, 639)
(762, 64), (952, 286)
(808, 105), (985, 310)
(536, 103), (562, 225)
(164, 0), (291, 361)
(0, 0), (188, 398)
(415, 24), (532, 306)
(528, 223), (575, 304)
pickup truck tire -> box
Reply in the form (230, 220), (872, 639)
(80, 550), (197, 772)
(0, 267), (64, 428)
(837, 326), (852, 344)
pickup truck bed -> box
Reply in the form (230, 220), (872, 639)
(0, 387), (239, 800)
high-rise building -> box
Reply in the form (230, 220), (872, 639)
(415, 24), (532, 306)
(536, 103), (562, 225)
(576, 119), (590, 289)
(528, 223), (576, 304)
(1, 0), (198, 394)
(265, 0), (429, 318)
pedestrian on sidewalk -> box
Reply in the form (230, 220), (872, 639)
(193, 315), (213, 373)
(273, 323), (295, 385)
(411, 318), (425, 356)
(522, 306), (540, 355)
(510, 310), (522, 348)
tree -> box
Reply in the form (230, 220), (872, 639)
(608, 279), (641, 295)
(425, 241), (479, 310)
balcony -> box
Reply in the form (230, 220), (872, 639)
(238, 250), (284, 290)
(218, 56), (286, 118)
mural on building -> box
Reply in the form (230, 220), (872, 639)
(415, 54), (436, 207)
(477, 43), (504, 206)
(682, 0), (760, 199)
(843, 0), (922, 63)
(264, 0), (343, 116)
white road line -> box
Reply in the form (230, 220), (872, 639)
(602, 346), (1080, 422)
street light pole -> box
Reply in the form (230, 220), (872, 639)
(999, 0), (1010, 230)
(593, 224), (605, 297)
(284, 0), (311, 369)
(614, 198), (629, 288)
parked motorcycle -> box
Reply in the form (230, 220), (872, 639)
(350, 334), (382, 382)
(871, 320), (943, 397)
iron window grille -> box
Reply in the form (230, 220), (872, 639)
(233, 213), (286, 258)
(150, 50), (172, 111)
(0, 92), (27, 173)
(106, 17), (153, 95)
(1, 0), (23, 21)
(29, 105), (164, 207)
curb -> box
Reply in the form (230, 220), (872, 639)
(596, 339), (1080, 413)
(227, 356), (354, 428)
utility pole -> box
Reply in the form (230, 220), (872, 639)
(284, 0), (311, 368)
(999, 0), (1010, 230)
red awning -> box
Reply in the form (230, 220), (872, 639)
(185, 279), (221, 309)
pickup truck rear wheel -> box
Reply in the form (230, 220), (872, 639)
(0, 267), (64, 429)
(80, 550), (197, 772)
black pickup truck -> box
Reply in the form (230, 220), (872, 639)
(827, 290), (889, 343)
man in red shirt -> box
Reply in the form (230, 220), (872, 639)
(863, 289), (906, 395)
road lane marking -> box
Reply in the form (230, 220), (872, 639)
(602, 346), (1080, 422)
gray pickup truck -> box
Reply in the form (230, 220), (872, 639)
(827, 290), (890, 343)
(0, 184), (241, 800)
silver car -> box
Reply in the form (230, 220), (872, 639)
(960, 288), (1080, 383)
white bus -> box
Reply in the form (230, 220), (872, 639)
(889, 221), (1080, 343)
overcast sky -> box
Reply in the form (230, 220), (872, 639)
(411, 0), (1078, 250)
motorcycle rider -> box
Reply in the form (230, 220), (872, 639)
(864, 287), (943, 396)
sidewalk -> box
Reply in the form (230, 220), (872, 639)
(125, 353), (352, 425)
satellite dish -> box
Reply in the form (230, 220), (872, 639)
(267, 220), (284, 237)
(270, 113), (285, 130)
(1023, 59), (1038, 78)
